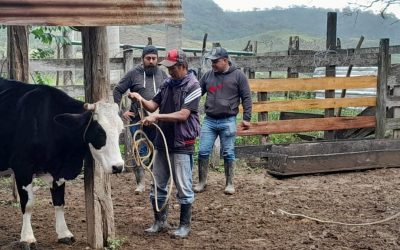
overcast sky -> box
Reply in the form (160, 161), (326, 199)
(213, 0), (400, 18)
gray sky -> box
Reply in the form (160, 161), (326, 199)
(213, 0), (400, 18)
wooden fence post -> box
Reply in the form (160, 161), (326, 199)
(8, 25), (29, 202)
(324, 12), (337, 140)
(81, 26), (114, 249)
(376, 38), (390, 139)
(287, 36), (299, 98)
(122, 47), (134, 171)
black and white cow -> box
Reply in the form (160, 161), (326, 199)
(0, 77), (124, 245)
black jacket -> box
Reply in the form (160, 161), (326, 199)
(113, 65), (167, 121)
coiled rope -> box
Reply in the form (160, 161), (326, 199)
(121, 95), (174, 212)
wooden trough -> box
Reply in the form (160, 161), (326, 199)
(236, 139), (400, 177)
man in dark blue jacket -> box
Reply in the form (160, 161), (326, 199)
(113, 45), (167, 194)
(194, 46), (252, 195)
(129, 49), (201, 238)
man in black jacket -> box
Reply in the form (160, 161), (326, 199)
(113, 45), (167, 194)
(194, 46), (252, 195)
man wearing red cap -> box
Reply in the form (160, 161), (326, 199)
(129, 49), (201, 238)
(113, 45), (167, 194)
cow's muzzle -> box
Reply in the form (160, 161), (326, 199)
(112, 165), (124, 174)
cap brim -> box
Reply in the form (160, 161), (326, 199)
(205, 54), (220, 60)
(159, 60), (177, 67)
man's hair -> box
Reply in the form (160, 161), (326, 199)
(142, 45), (158, 58)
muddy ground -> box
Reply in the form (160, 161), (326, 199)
(1, 166), (400, 249)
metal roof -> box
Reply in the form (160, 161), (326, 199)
(0, 0), (184, 26)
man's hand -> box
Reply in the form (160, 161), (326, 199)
(141, 115), (158, 126)
(122, 111), (135, 121)
(128, 92), (143, 102)
(241, 120), (251, 130)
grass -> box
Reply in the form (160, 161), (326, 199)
(106, 237), (127, 250)
(0, 176), (12, 188)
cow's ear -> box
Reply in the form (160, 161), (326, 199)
(54, 113), (89, 130)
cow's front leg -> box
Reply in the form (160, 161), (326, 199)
(51, 180), (75, 244)
(16, 180), (36, 244)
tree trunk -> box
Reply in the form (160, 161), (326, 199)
(63, 29), (74, 85)
(7, 26), (29, 82)
(7, 25), (29, 202)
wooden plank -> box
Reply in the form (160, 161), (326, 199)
(236, 138), (400, 176)
(244, 97), (376, 113)
(386, 118), (400, 130)
(268, 150), (400, 177)
(256, 45), (400, 57)
(334, 106), (375, 139)
(26, 54), (381, 75)
(239, 138), (400, 156)
(280, 112), (324, 120)
(249, 76), (377, 92)
(234, 53), (379, 72)
(237, 116), (375, 136)
(376, 39), (390, 139)
(30, 58), (125, 72)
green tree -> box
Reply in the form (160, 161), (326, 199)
(30, 26), (74, 85)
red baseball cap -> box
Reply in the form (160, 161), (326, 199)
(159, 49), (187, 67)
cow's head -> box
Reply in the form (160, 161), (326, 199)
(83, 102), (125, 174)
(54, 101), (125, 174)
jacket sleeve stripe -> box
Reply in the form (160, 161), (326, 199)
(184, 88), (202, 104)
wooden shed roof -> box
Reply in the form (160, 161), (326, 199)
(0, 0), (184, 26)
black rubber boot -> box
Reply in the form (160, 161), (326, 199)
(224, 161), (235, 195)
(193, 158), (209, 193)
(173, 204), (192, 238)
(145, 199), (169, 233)
(134, 166), (145, 194)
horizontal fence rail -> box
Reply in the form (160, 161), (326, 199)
(244, 97), (376, 113)
(237, 116), (376, 136)
(248, 76), (377, 92)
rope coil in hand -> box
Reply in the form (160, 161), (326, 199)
(121, 94), (174, 212)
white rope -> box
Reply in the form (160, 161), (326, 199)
(122, 96), (174, 213)
(278, 208), (400, 226)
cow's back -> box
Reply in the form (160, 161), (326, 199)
(0, 78), (84, 172)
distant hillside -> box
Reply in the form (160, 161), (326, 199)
(121, 0), (400, 52)
(182, 0), (400, 43)
(182, 0), (400, 52)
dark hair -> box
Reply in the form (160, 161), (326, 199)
(142, 45), (158, 58)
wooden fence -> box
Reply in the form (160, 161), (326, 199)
(237, 76), (377, 136)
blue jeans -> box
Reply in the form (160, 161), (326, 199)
(150, 150), (194, 204)
(130, 124), (148, 156)
(198, 115), (237, 162)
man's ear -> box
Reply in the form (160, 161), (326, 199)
(54, 112), (90, 130)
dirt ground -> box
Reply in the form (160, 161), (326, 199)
(1, 166), (400, 250)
